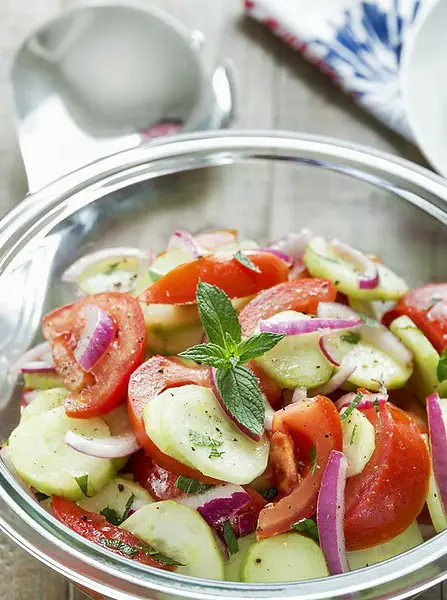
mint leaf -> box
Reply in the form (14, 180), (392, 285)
(340, 392), (364, 421)
(258, 487), (278, 501)
(179, 343), (231, 369)
(237, 332), (285, 363)
(291, 518), (319, 541)
(223, 520), (239, 555)
(122, 493), (135, 522)
(215, 366), (264, 437)
(189, 430), (223, 448)
(341, 332), (361, 345)
(75, 474), (89, 496)
(175, 476), (213, 495)
(350, 423), (358, 446)
(309, 445), (317, 475)
(208, 448), (225, 459)
(34, 491), (50, 502)
(234, 251), (261, 273)
(196, 281), (241, 349)
(100, 507), (122, 526)
(99, 537), (184, 566)
(428, 296), (442, 311)
(438, 349), (447, 383)
(138, 542), (184, 566)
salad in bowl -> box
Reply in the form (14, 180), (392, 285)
(4, 226), (447, 583)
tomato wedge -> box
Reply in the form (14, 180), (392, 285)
(52, 497), (177, 570)
(139, 251), (289, 305)
(383, 284), (447, 353)
(257, 396), (342, 538)
(344, 403), (430, 550)
(127, 356), (217, 483)
(239, 278), (337, 336)
(240, 278), (337, 407)
(131, 451), (184, 501)
(43, 293), (146, 418)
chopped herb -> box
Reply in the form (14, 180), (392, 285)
(34, 491), (49, 502)
(340, 392), (364, 421)
(175, 476), (213, 495)
(148, 269), (161, 282)
(428, 296), (442, 311)
(341, 332), (361, 345)
(223, 520), (239, 555)
(234, 250), (261, 273)
(104, 262), (120, 275)
(291, 518), (319, 541)
(208, 448), (225, 459)
(309, 444), (317, 475)
(99, 537), (184, 566)
(100, 507), (122, 526)
(122, 493), (135, 522)
(437, 349), (447, 383)
(350, 423), (359, 446)
(188, 430), (223, 448)
(75, 474), (89, 496)
(258, 487), (278, 501)
(358, 313), (381, 328)
(138, 542), (184, 566)
(374, 397), (380, 414)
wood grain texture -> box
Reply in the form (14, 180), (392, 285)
(0, 0), (441, 599)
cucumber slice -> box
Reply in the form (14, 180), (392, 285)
(9, 407), (115, 500)
(21, 388), (67, 420)
(422, 434), (447, 533)
(390, 316), (447, 400)
(121, 500), (224, 580)
(341, 407), (375, 477)
(143, 385), (269, 484)
(224, 533), (256, 582)
(241, 533), (329, 583)
(133, 248), (194, 297)
(303, 237), (408, 300)
(348, 298), (396, 322)
(214, 239), (259, 253)
(142, 303), (202, 356)
(348, 522), (423, 570)
(78, 476), (153, 515)
(255, 311), (333, 389)
(23, 372), (62, 390)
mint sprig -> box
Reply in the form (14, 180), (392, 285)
(178, 282), (284, 436)
(234, 250), (261, 273)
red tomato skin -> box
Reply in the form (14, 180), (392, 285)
(239, 278), (337, 336)
(139, 251), (289, 305)
(52, 497), (175, 570)
(127, 356), (217, 483)
(131, 452), (184, 501)
(383, 284), (447, 353)
(344, 404), (430, 550)
(257, 396), (342, 539)
(43, 293), (146, 418)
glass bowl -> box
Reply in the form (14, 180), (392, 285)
(0, 131), (447, 600)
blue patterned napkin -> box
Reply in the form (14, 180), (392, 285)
(244, 0), (428, 140)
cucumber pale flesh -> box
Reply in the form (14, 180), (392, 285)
(78, 476), (153, 515)
(341, 407), (375, 477)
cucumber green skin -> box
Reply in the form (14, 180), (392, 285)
(23, 372), (62, 390)
(422, 434), (447, 533)
(21, 388), (67, 419)
(9, 407), (115, 500)
(145, 320), (203, 356)
(144, 385), (269, 484)
(256, 335), (333, 390)
(78, 476), (153, 515)
(348, 522), (423, 570)
(390, 316), (447, 401)
(224, 533), (257, 582)
(241, 533), (329, 583)
(121, 501), (225, 580)
(304, 237), (408, 300)
(341, 407), (375, 477)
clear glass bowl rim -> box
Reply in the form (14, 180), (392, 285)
(1, 130), (447, 600)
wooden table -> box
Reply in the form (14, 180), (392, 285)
(0, 0), (442, 598)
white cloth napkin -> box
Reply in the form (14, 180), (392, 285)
(244, 0), (429, 139)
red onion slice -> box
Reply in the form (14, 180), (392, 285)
(210, 368), (262, 441)
(167, 230), (207, 259)
(319, 335), (341, 367)
(331, 239), (379, 290)
(62, 247), (152, 282)
(335, 389), (388, 411)
(21, 389), (40, 406)
(259, 316), (361, 336)
(288, 259), (307, 280)
(310, 362), (356, 397)
(292, 387), (307, 404)
(259, 248), (292, 266)
(428, 300), (447, 321)
(74, 306), (115, 372)
(64, 430), (140, 459)
(9, 341), (53, 377)
(20, 361), (56, 374)
(427, 393), (447, 511)
(268, 229), (311, 259)
(317, 449), (349, 575)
